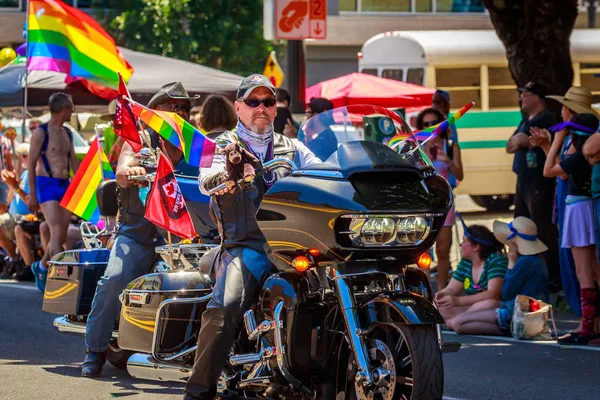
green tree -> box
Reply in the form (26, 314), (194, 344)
(103, 0), (274, 76)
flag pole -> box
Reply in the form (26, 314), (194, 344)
(167, 231), (174, 268)
(22, 0), (30, 142)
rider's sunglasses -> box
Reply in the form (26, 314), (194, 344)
(422, 120), (439, 128)
(160, 103), (191, 113)
(239, 98), (277, 108)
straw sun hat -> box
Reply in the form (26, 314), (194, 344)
(546, 86), (600, 118)
(493, 217), (548, 256)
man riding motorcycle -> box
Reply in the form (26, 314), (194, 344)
(184, 75), (321, 400)
(82, 82), (200, 378)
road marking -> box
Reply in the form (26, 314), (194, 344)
(443, 331), (600, 352)
(0, 281), (40, 292)
(443, 397), (468, 400)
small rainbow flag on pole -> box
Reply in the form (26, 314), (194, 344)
(27, 0), (133, 88)
(388, 101), (475, 149)
(60, 138), (114, 223)
(129, 101), (217, 168)
(420, 101), (475, 144)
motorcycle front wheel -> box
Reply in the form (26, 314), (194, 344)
(339, 323), (443, 400)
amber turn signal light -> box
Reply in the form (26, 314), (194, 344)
(308, 248), (320, 256)
(417, 253), (432, 269)
(292, 256), (310, 272)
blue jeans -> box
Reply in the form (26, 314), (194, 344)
(85, 234), (162, 352)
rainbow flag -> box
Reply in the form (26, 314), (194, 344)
(60, 138), (114, 223)
(420, 101), (475, 144)
(27, 0), (133, 88)
(129, 101), (217, 168)
(387, 131), (429, 149)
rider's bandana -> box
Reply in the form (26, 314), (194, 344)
(236, 120), (273, 147)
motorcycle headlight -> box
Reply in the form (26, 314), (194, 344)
(360, 217), (397, 245)
(341, 214), (439, 248)
(397, 217), (428, 244)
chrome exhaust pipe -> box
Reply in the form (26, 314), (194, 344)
(127, 353), (191, 382)
(53, 316), (118, 338)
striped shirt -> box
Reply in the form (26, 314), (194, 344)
(452, 252), (508, 295)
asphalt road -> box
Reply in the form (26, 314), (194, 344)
(1, 280), (599, 400)
(0, 197), (598, 400)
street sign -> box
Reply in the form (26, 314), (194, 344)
(275, 0), (327, 40)
(309, 0), (326, 39)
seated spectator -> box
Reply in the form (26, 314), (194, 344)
(448, 217), (549, 335)
(417, 107), (463, 291)
(543, 113), (600, 345)
(434, 224), (507, 323)
(304, 97), (335, 161)
(197, 94), (237, 140)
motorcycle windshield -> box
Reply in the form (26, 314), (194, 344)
(298, 105), (433, 169)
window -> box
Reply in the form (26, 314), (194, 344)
(436, 67), (480, 87)
(382, 69), (404, 81)
(339, 0), (357, 11)
(489, 89), (519, 109)
(361, 0), (410, 12)
(340, 0), (485, 13)
(407, 68), (425, 85)
(361, 69), (378, 76)
(0, 0), (19, 7)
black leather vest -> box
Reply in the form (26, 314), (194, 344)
(210, 131), (296, 252)
(115, 131), (161, 245)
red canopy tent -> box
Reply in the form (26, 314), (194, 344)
(305, 73), (435, 109)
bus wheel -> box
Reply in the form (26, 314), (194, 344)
(470, 195), (514, 211)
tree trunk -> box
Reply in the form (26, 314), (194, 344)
(482, 0), (578, 112)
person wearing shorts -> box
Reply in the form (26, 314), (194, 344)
(27, 93), (80, 292)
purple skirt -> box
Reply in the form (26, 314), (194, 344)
(562, 196), (595, 248)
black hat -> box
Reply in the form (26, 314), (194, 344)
(237, 74), (276, 100)
(148, 82), (200, 109)
(518, 81), (547, 99)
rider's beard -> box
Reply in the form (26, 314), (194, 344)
(250, 113), (273, 134)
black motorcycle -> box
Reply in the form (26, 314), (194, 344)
(45, 105), (456, 399)
(114, 105), (458, 399)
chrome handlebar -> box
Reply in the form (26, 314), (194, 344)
(207, 158), (298, 195)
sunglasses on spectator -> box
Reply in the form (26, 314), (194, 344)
(160, 103), (191, 113)
(239, 98), (277, 108)
(422, 120), (439, 128)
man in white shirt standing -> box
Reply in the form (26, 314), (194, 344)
(185, 75), (320, 400)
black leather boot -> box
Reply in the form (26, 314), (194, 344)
(81, 350), (106, 378)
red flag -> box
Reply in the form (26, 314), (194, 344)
(114, 73), (142, 152)
(145, 151), (196, 239)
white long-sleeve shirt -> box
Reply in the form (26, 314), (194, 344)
(198, 137), (321, 196)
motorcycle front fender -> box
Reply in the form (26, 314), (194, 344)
(357, 293), (444, 326)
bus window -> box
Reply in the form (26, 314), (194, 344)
(361, 68), (378, 76)
(382, 69), (404, 81)
(407, 68), (425, 85)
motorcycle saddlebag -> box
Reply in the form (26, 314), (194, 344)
(42, 249), (110, 316)
(118, 271), (212, 354)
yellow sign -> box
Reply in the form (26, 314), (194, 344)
(263, 51), (284, 88)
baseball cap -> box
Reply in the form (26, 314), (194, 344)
(237, 74), (276, 100)
(433, 90), (451, 103)
(518, 81), (547, 98)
